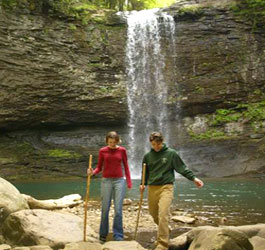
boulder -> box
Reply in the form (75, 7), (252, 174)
(170, 224), (265, 250)
(0, 244), (11, 250)
(30, 246), (53, 250)
(170, 225), (216, 248)
(188, 228), (253, 250)
(0, 177), (29, 224)
(249, 236), (265, 250)
(169, 234), (188, 250)
(229, 224), (265, 239)
(102, 241), (147, 250)
(12, 247), (30, 250)
(63, 242), (102, 250)
(2, 209), (98, 249)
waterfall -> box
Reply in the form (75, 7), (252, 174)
(124, 9), (176, 178)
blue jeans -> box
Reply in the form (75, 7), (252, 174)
(100, 178), (126, 240)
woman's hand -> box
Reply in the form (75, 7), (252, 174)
(87, 168), (93, 176)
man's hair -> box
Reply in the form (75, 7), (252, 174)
(149, 132), (164, 142)
(106, 131), (120, 143)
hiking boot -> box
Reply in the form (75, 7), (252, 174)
(99, 236), (106, 244)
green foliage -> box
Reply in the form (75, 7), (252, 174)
(211, 109), (242, 126)
(15, 142), (35, 156)
(237, 101), (265, 121)
(1, 0), (177, 21)
(144, 0), (175, 9)
(189, 100), (265, 140)
(68, 24), (77, 30)
(189, 129), (227, 140)
(232, 0), (265, 29)
(1, 0), (20, 9)
(178, 5), (203, 16)
(211, 101), (265, 126)
(48, 149), (81, 159)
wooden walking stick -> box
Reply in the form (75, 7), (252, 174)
(83, 154), (93, 242)
(134, 163), (146, 240)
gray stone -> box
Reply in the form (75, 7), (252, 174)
(30, 246), (53, 250)
(102, 241), (147, 250)
(172, 215), (196, 224)
(188, 228), (253, 250)
(249, 134), (264, 139)
(0, 178), (29, 224)
(12, 247), (31, 250)
(249, 236), (265, 250)
(0, 244), (11, 250)
(2, 209), (97, 249)
(63, 242), (102, 250)
(171, 225), (265, 250)
(228, 224), (265, 239)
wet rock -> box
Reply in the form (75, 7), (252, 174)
(249, 134), (264, 139)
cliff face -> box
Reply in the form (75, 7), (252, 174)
(0, 4), (127, 131)
(0, 0), (264, 180)
(167, 4), (265, 117)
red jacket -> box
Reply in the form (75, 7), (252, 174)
(93, 146), (132, 188)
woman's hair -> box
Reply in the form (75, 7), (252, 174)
(106, 131), (120, 143)
(149, 132), (164, 142)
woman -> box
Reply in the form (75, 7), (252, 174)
(87, 131), (132, 242)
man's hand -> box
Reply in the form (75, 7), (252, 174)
(193, 177), (204, 188)
(139, 185), (145, 192)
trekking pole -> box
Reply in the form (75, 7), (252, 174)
(134, 163), (146, 240)
(83, 154), (93, 242)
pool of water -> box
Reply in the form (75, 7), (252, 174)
(13, 177), (265, 226)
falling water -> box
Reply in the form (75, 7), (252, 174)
(124, 9), (176, 178)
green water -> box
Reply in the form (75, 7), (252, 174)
(13, 177), (265, 226)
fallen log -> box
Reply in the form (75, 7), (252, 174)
(22, 194), (83, 210)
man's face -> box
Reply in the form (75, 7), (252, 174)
(151, 140), (163, 152)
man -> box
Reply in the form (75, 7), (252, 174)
(140, 132), (204, 250)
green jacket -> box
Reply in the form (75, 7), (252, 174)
(142, 144), (195, 185)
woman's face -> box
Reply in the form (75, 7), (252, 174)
(107, 138), (118, 149)
(151, 140), (163, 152)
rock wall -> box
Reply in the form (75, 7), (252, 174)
(0, 3), (128, 131)
(0, 0), (264, 180)
(165, 1), (265, 118)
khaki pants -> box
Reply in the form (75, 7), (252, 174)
(148, 184), (174, 249)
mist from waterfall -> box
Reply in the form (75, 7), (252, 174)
(124, 9), (176, 178)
